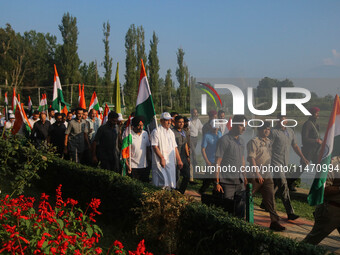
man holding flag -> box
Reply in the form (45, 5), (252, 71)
(303, 95), (340, 245)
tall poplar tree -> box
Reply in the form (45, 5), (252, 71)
(58, 12), (80, 85)
(124, 24), (137, 112)
(148, 31), (160, 110)
(102, 21), (113, 98)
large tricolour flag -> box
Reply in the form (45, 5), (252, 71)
(12, 98), (32, 135)
(52, 65), (67, 112)
(307, 94), (340, 206)
(135, 59), (156, 128)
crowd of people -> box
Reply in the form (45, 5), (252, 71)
(1, 105), (339, 243)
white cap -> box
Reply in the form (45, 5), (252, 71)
(160, 112), (172, 120)
(9, 114), (15, 119)
(118, 113), (124, 121)
(99, 107), (103, 113)
(8, 110), (13, 114)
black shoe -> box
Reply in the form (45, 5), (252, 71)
(270, 221), (286, 231)
(288, 214), (299, 221)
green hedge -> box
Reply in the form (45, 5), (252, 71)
(35, 158), (325, 255)
(37, 157), (157, 227)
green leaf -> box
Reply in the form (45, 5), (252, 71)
(86, 226), (93, 237)
(56, 219), (64, 229)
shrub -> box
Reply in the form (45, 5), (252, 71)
(134, 190), (193, 253)
(0, 134), (55, 196)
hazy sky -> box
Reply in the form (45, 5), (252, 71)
(1, 0), (340, 95)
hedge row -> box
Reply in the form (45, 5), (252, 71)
(36, 157), (326, 255)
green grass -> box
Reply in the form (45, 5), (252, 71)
(186, 179), (315, 221)
(253, 194), (315, 221)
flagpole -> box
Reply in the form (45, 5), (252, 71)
(128, 118), (131, 176)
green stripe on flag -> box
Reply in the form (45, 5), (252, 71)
(135, 95), (156, 127)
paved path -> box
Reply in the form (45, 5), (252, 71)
(185, 189), (340, 254)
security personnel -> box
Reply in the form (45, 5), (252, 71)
(303, 156), (340, 244)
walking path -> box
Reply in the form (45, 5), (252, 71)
(185, 189), (340, 254)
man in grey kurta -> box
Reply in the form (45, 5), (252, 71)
(270, 114), (309, 220)
(64, 108), (90, 163)
(215, 115), (247, 218)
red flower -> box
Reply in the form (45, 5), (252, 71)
(95, 247), (102, 254)
(113, 240), (124, 249)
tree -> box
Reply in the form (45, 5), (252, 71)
(102, 21), (113, 90)
(148, 31), (160, 111)
(124, 24), (137, 112)
(58, 12), (81, 85)
(0, 24), (27, 90)
(176, 48), (187, 111)
(164, 69), (174, 110)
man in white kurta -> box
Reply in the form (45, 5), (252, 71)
(151, 112), (183, 189)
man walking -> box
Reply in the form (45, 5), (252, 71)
(199, 119), (222, 194)
(92, 111), (120, 172)
(64, 108), (90, 163)
(31, 112), (51, 146)
(215, 115), (248, 218)
(270, 114), (309, 220)
(172, 115), (190, 194)
(289, 107), (322, 191)
(126, 116), (151, 183)
(48, 113), (66, 156)
(247, 122), (285, 231)
(151, 112), (183, 189)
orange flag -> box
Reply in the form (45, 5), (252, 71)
(79, 84), (86, 109)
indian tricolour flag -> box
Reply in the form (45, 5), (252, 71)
(135, 59), (156, 129)
(12, 88), (17, 113)
(89, 91), (100, 111)
(12, 98), (32, 135)
(28, 96), (33, 117)
(121, 116), (132, 176)
(102, 104), (110, 125)
(307, 94), (340, 206)
(39, 94), (48, 112)
(52, 65), (67, 112)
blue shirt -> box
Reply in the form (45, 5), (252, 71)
(201, 131), (222, 164)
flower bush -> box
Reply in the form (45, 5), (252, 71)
(0, 185), (153, 255)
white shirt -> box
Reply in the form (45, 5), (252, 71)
(29, 118), (39, 128)
(87, 118), (101, 143)
(189, 118), (203, 137)
(131, 130), (150, 168)
(49, 117), (56, 125)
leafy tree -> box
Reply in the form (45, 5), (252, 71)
(58, 12), (81, 85)
(0, 24), (27, 90)
(102, 21), (113, 97)
(176, 48), (187, 112)
(164, 69), (175, 110)
(148, 31), (160, 111)
(124, 25), (137, 112)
